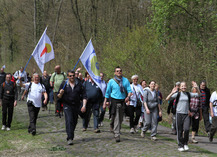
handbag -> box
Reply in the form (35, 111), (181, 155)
(133, 86), (142, 107)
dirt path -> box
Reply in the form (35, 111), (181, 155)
(0, 101), (215, 157)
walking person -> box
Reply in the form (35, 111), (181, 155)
(82, 75), (102, 133)
(141, 80), (162, 141)
(50, 65), (66, 116)
(189, 86), (202, 144)
(57, 70), (87, 145)
(21, 73), (48, 135)
(41, 71), (50, 111)
(13, 67), (27, 101)
(199, 81), (211, 135)
(103, 66), (132, 142)
(166, 81), (200, 152)
(98, 72), (107, 127)
(127, 75), (143, 134)
(209, 90), (217, 142)
(138, 80), (147, 129)
(0, 73), (17, 131)
(167, 82), (180, 135)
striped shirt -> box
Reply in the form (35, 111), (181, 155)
(200, 89), (206, 106)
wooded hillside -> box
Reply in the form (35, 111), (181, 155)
(0, 0), (216, 93)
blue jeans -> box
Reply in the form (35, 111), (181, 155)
(99, 105), (105, 123)
(82, 102), (99, 130)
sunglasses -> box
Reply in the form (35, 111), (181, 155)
(116, 70), (122, 72)
(68, 75), (75, 77)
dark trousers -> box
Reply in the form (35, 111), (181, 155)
(202, 107), (211, 133)
(27, 102), (40, 133)
(2, 99), (14, 128)
(191, 117), (200, 132)
(99, 105), (105, 124)
(53, 92), (58, 113)
(126, 105), (141, 128)
(63, 104), (79, 140)
(210, 116), (217, 139)
(176, 113), (190, 147)
(82, 102), (99, 130)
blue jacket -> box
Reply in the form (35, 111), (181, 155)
(105, 77), (131, 100)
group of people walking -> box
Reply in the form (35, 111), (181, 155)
(0, 65), (217, 153)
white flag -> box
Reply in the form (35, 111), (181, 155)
(80, 39), (103, 91)
(32, 27), (55, 73)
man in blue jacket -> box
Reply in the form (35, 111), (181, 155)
(103, 66), (132, 142)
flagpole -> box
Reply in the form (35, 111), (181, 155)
(62, 38), (92, 90)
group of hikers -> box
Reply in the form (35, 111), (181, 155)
(0, 65), (217, 152)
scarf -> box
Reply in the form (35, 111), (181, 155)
(114, 75), (125, 93)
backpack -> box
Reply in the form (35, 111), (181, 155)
(2, 81), (16, 89)
(174, 92), (191, 113)
(53, 72), (66, 82)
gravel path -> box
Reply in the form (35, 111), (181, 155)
(0, 101), (216, 157)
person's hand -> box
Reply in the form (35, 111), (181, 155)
(81, 106), (86, 113)
(14, 100), (17, 107)
(0, 99), (2, 107)
(43, 99), (47, 105)
(188, 111), (192, 117)
(192, 81), (198, 88)
(159, 111), (162, 117)
(146, 109), (150, 114)
(211, 112), (214, 118)
(21, 95), (25, 100)
(59, 89), (64, 95)
(171, 87), (178, 94)
(76, 67), (82, 72)
(125, 96), (130, 103)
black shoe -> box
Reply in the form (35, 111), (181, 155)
(115, 136), (120, 142)
(209, 133), (213, 142)
(32, 130), (36, 136)
(67, 139), (73, 145)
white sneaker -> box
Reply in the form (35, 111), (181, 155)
(178, 147), (185, 152)
(184, 145), (189, 151)
(1, 125), (6, 130)
(151, 136), (157, 141)
(141, 131), (145, 138)
(147, 130), (151, 133)
(130, 128), (135, 134)
(6, 127), (10, 131)
(100, 122), (104, 127)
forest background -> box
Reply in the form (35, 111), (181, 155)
(0, 0), (216, 95)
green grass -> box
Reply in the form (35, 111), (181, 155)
(0, 111), (49, 152)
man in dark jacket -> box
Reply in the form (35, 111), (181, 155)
(41, 71), (50, 111)
(200, 81), (211, 134)
(58, 70), (87, 145)
(82, 75), (102, 133)
(0, 73), (17, 131)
